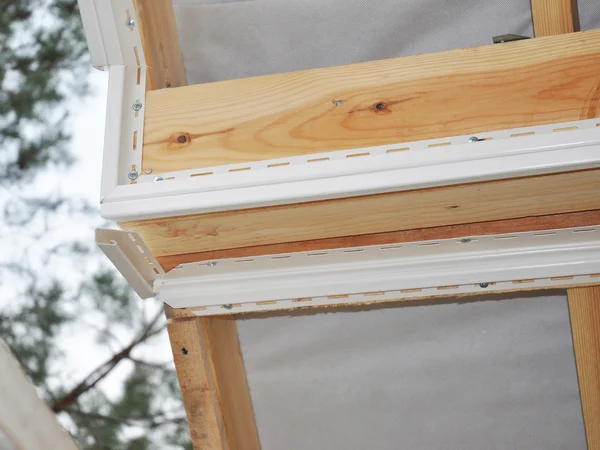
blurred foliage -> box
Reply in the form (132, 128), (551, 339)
(0, 1), (192, 448)
(0, 0), (88, 183)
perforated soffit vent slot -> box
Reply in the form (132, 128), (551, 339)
(97, 226), (600, 316)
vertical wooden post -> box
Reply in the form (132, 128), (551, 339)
(530, 1), (599, 447)
(132, 0), (188, 90)
(568, 287), (600, 450)
(529, 2), (596, 446)
(166, 308), (261, 450)
(530, 0), (580, 36)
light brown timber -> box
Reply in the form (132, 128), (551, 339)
(133, 0), (187, 90)
(568, 287), (600, 450)
(121, 169), (600, 258)
(531, 0), (580, 37)
(155, 210), (600, 271)
(141, 30), (600, 174)
(165, 306), (261, 450)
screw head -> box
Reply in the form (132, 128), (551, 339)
(467, 136), (479, 143)
(479, 282), (490, 288)
(334, 100), (344, 107)
(126, 18), (135, 28)
(153, 176), (163, 182)
(128, 170), (138, 180)
(145, 168), (152, 174)
(132, 101), (143, 111)
(222, 304), (233, 310)
(206, 261), (218, 267)
(460, 238), (472, 244)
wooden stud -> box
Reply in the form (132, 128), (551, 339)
(141, 30), (600, 173)
(166, 307), (261, 450)
(133, 0), (187, 90)
(121, 169), (600, 258)
(155, 210), (600, 270)
(568, 287), (600, 449)
(531, 0), (580, 37)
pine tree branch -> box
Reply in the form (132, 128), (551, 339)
(50, 308), (165, 413)
(127, 357), (173, 373)
(67, 408), (187, 428)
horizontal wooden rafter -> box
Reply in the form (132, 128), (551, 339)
(141, 29), (600, 174)
(155, 210), (600, 271)
(122, 169), (600, 258)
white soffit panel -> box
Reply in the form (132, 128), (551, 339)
(153, 226), (600, 315)
(101, 119), (600, 221)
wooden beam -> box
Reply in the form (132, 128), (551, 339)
(531, 0), (580, 37)
(155, 210), (600, 271)
(133, 0), (187, 90)
(122, 169), (600, 258)
(568, 287), (600, 450)
(141, 30), (600, 174)
(166, 307), (260, 450)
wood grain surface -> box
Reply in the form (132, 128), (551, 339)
(133, 0), (187, 90)
(122, 169), (600, 257)
(141, 30), (600, 174)
(568, 287), (600, 450)
(165, 307), (260, 450)
(531, 0), (580, 37)
(155, 210), (600, 270)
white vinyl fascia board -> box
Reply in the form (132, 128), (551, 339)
(79, 0), (147, 200)
(152, 226), (600, 315)
(101, 119), (600, 221)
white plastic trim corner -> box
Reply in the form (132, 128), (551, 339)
(78, 0), (147, 200)
(79, 2), (600, 223)
(100, 118), (600, 222)
(96, 229), (164, 299)
(97, 226), (600, 316)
